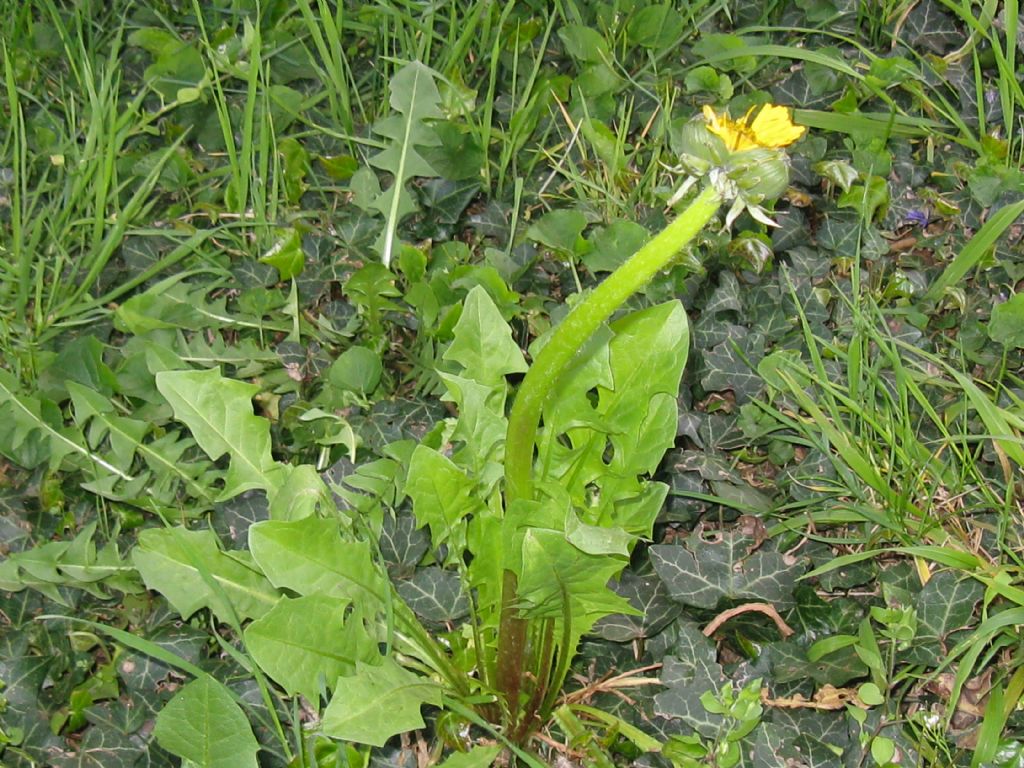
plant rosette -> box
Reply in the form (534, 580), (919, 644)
(493, 102), (807, 743)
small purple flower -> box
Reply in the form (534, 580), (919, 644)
(905, 209), (929, 228)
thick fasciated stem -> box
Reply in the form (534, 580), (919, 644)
(502, 185), (722, 505)
(495, 569), (527, 732)
(494, 185), (722, 736)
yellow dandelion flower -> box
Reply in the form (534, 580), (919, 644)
(702, 104), (806, 152)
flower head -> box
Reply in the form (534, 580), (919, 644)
(666, 103), (807, 229)
(702, 104), (806, 152)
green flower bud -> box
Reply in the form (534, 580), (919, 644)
(726, 148), (790, 203)
(674, 120), (728, 176)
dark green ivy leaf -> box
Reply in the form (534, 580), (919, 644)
(651, 532), (798, 610)
(653, 624), (727, 737)
(698, 331), (766, 404)
(395, 566), (469, 623)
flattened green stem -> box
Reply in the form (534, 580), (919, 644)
(503, 184), (722, 504)
(494, 184), (722, 737)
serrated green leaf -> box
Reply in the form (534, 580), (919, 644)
(517, 527), (633, 623)
(156, 369), (281, 500)
(132, 527), (279, 622)
(278, 136), (309, 204)
(259, 227), (305, 280)
(321, 658), (442, 747)
(405, 445), (481, 553)
(266, 464), (335, 521)
(153, 676), (259, 768)
(537, 301), (688, 518)
(45, 522), (135, 589)
(248, 516), (388, 607)
(367, 61), (444, 266)
(564, 512), (633, 556)
(583, 220), (649, 274)
(344, 262), (404, 332)
(328, 345), (383, 393)
(557, 24), (609, 63)
(692, 33), (757, 73)
(525, 208), (589, 255)
(173, 331), (280, 376)
(989, 292), (1024, 347)
(1, 520), (137, 600)
(435, 745), (503, 768)
(600, 302), (689, 473)
(66, 381), (215, 506)
(0, 369), (130, 477)
(244, 594), (381, 703)
(837, 176), (889, 223)
(114, 277), (290, 336)
(39, 334), (118, 399)
(438, 372), (508, 475)
(443, 285), (528, 385)
(626, 5), (685, 49)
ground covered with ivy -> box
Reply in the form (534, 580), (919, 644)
(1, 0), (1024, 766)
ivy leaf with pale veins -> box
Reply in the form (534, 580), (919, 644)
(699, 331), (765, 404)
(904, 570), (984, 665)
(379, 510), (431, 575)
(753, 719), (845, 768)
(771, 67), (838, 111)
(395, 566), (470, 623)
(902, 0), (964, 53)
(211, 490), (269, 548)
(351, 397), (448, 452)
(703, 270), (744, 316)
(766, 640), (867, 686)
(49, 723), (148, 768)
(653, 623), (727, 737)
(0, 631), (66, 763)
(415, 178), (481, 232)
(771, 708), (849, 759)
(118, 623), (208, 719)
(787, 585), (864, 640)
(650, 532), (798, 610)
(592, 569), (681, 642)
